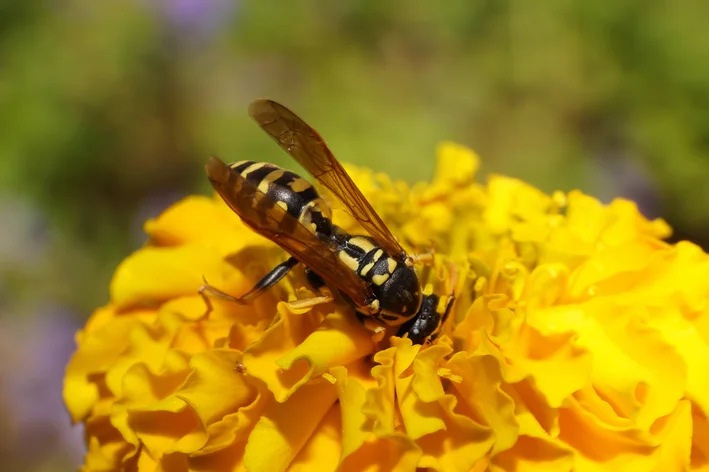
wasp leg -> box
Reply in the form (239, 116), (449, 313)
(396, 293), (455, 345)
(286, 267), (334, 311)
(199, 256), (300, 314)
(304, 268), (326, 291)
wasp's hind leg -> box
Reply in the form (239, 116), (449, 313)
(200, 256), (300, 315)
(286, 268), (334, 311)
(304, 268), (327, 292)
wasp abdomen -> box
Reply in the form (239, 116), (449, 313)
(338, 235), (422, 325)
(231, 160), (332, 236)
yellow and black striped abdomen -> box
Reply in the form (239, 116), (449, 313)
(230, 160), (333, 236)
(338, 235), (422, 325)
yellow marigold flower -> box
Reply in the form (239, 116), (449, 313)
(64, 142), (709, 472)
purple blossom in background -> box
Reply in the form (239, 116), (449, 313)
(593, 151), (661, 220)
(0, 308), (85, 468)
(148, 0), (238, 42)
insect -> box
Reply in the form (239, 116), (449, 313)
(200, 99), (454, 344)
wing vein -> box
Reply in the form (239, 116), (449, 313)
(248, 99), (406, 258)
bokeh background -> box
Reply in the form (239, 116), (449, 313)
(2, 1), (709, 470)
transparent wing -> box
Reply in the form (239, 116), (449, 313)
(248, 99), (406, 258)
(205, 156), (372, 306)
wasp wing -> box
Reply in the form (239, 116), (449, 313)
(205, 156), (372, 306)
(248, 99), (406, 259)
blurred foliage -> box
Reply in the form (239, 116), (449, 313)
(1, 0), (709, 315)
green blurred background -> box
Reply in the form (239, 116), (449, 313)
(2, 1), (708, 470)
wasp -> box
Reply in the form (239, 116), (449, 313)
(201, 99), (454, 344)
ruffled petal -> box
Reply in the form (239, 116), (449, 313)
(409, 343), (495, 471)
(338, 434), (422, 472)
(329, 362), (376, 464)
(144, 195), (265, 250)
(243, 380), (338, 472)
(446, 350), (518, 456)
(433, 141), (480, 186)
(64, 305), (156, 422)
(65, 143), (707, 472)
(82, 414), (139, 471)
(176, 349), (257, 427)
(115, 363), (205, 457)
(289, 404), (343, 471)
(241, 302), (327, 402)
(110, 244), (246, 310)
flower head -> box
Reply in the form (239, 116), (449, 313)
(64, 142), (709, 471)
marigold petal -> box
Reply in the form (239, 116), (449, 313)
(63, 373), (99, 426)
(637, 251), (709, 418)
(669, 241), (709, 309)
(501, 384), (575, 469)
(187, 440), (247, 472)
(396, 374), (435, 434)
(289, 404), (343, 471)
(339, 434), (422, 472)
(502, 321), (593, 408)
(604, 197), (672, 243)
(329, 362), (377, 464)
(447, 351), (518, 455)
(520, 264), (570, 308)
(196, 387), (268, 455)
(504, 377), (561, 440)
(242, 303), (325, 402)
(110, 245), (245, 310)
(143, 196), (235, 246)
(145, 195), (267, 251)
(396, 340), (448, 439)
(275, 308), (373, 391)
(563, 191), (608, 242)
(490, 435), (575, 472)
(650, 399), (693, 471)
(243, 380), (338, 472)
(176, 349), (257, 426)
(363, 346), (398, 435)
(452, 294), (516, 356)
(126, 399), (205, 456)
(484, 175), (554, 235)
(161, 302), (237, 353)
(528, 300), (684, 422)
(83, 414), (139, 471)
(562, 398), (692, 471)
(64, 306), (155, 422)
(434, 141), (479, 186)
(65, 141), (708, 471)
(134, 450), (160, 471)
(102, 317), (191, 400)
(403, 202), (454, 244)
(113, 363), (206, 457)
(412, 351), (495, 471)
(692, 411), (709, 471)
